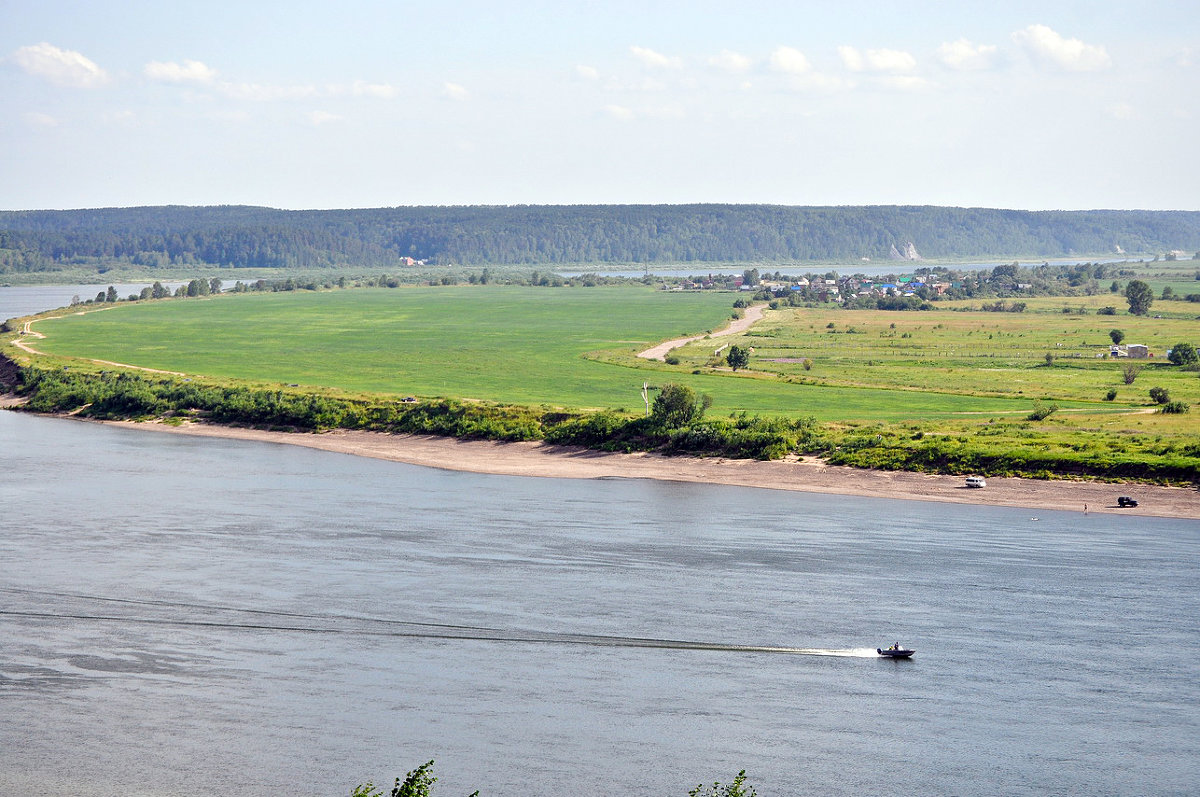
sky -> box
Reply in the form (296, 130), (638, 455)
(1, 1), (1197, 211)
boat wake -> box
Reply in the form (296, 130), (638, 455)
(0, 588), (875, 658)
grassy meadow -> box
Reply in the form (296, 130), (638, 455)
(10, 282), (1200, 481)
(23, 284), (1089, 421)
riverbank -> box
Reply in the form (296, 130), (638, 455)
(86, 415), (1199, 518)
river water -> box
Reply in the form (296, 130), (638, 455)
(1, 410), (1197, 796)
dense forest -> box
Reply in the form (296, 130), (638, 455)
(2, 204), (1200, 274)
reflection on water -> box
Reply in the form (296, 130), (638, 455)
(1, 410), (1198, 796)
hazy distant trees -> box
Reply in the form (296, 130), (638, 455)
(1125, 280), (1154, 315)
(4, 205), (1200, 270)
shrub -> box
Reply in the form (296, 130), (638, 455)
(1167, 342), (1198, 366)
(1104, 389), (1117, 401)
(1026, 401), (1058, 421)
(1149, 386), (1170, 405)
(1097, 306), (1116, 315)
(664, 355), (681, 365)
(1161, 401), (1190, 414)
(1121, 363), (1142, 384)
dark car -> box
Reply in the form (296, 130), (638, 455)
(1117, 496), (1139, 508)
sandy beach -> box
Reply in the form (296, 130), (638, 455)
(84, 416), (1199, 519)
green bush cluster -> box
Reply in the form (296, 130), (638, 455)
(823, 432), (1199, 483)
(15, 365), (1196, 481)
(15, 367), (819, 461)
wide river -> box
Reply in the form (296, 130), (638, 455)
(1, 410), (1197, 796)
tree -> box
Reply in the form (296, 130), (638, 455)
(1121, 362), (1142, 384)
(105, 285), (118, 302)
(1149, 386), (1170, 404)
(726, 345), (750, 371)
(742, 268), (760, 287)
(1124, 280), (1153, 315)
(1167, 342), (1198, 366)
(651, 383), (706, 427)
(689, 770), (757, 797)
(209, 277), (223, 294)
(1109, 329), (1125, 345)
(351, 760), (478, 797)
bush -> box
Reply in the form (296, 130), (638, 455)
(1149, 386), (1170, 405)
(1167, 342), (1198, 366)
(1026, 401), (1058, 421)
(690, 770), (757, 797)
(1161, 401), (1190, 414)
(1104, 389), (1117, 401)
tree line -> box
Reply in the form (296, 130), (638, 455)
(3, 204), (1199, 273)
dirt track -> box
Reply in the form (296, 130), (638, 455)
(638, 302), (767, 360)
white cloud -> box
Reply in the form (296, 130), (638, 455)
(443, 82), (469, 100)
(644, 103), (686, 120)
(709, 49), (752, 73)
(144, 59), (217, 84)
(22, 111), (58, 127)
(769, 46), (812, 75)
(1105, 102), (1136, 120)
(10, 42), (108, 88)
(352, 80), (397, 99)
(840, 46), (916, 73)
(308, 110), (343, 125)
(880, 75), (932, 91)
(937, 39), (999, 71)
(576, 64), (600, 80)
(603, 104), (634, 120)
(220, 82), (319, 101)
(1012, 24), (1111, 71)
(205, 109), (251, 123)
(781, 72), (855, 93)
(630, 46), (682, 69)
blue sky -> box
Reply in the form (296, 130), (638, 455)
(1, 1), (1196, 210)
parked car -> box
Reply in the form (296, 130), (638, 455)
(1117, 496), (1139, 508)
(965, 476), (986, 488)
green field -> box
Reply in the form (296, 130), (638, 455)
(25, 284), (1101, 421)
(11, 282), (1200, 481)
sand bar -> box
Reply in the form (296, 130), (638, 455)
(79, 416), (1200, 519)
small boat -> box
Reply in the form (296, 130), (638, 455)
(877, 645), (915, 658)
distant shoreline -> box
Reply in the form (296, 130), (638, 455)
(43, 413), (1195, 519)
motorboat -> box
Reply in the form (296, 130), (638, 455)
(877, 645), (915, 658)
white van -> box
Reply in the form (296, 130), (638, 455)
(965, 476), (986, 488)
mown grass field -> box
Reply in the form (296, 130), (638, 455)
(23, 284), (1099, 422)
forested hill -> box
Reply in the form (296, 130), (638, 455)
(3, 204), (1199, 273)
